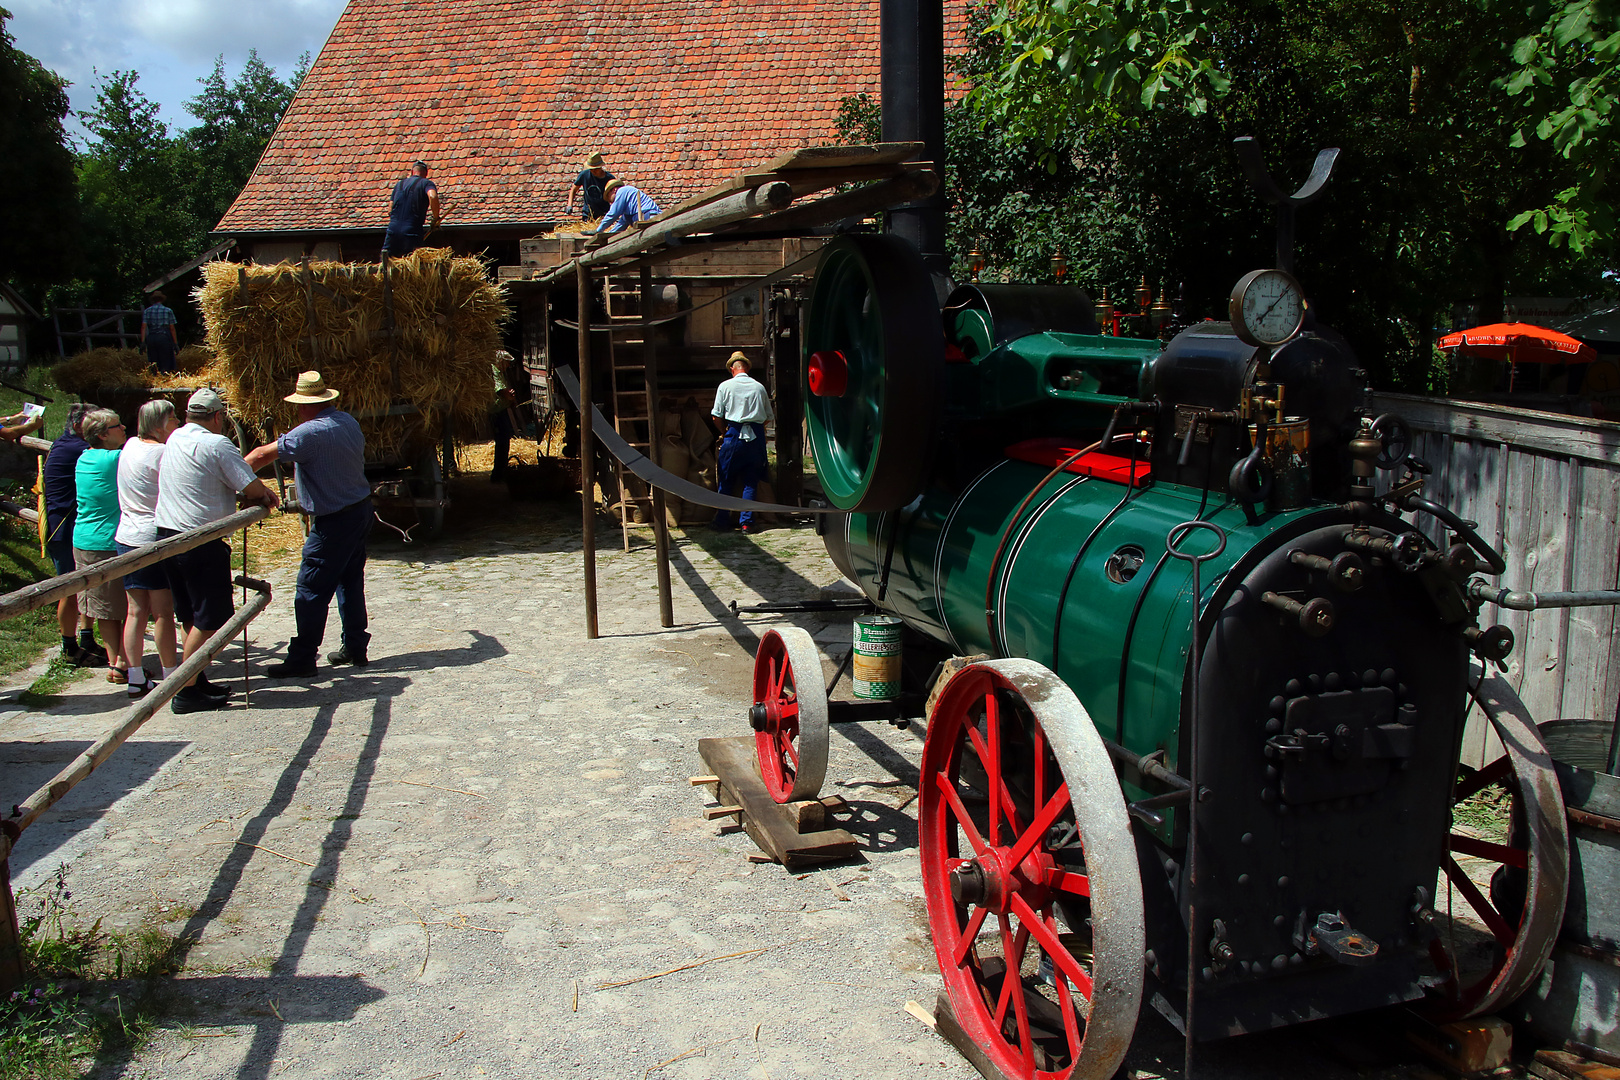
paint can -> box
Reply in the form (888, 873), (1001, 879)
(852, 615), (903, 700)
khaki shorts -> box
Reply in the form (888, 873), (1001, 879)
(73, 547), (129, 621)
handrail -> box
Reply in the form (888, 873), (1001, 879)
(0, 506), (270, 623)
(0, 574), (274, 866)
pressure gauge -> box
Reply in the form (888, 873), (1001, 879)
(1229, 269), (1306, 347)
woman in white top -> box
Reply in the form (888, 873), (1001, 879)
(116, 399), (181, 696)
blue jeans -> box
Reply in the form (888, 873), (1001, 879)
(289, 500), (372, 662)
(712, 423), (767, 529)
(382, 227), (423, 256)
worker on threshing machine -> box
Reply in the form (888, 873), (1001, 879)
(594, 178), (661, 235)
(566, 151), (614, 220)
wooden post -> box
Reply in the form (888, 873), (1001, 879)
(772, 283), (805, 506)
(0, 849), (22, 994)
(641, 265), (674, 628)
(299, 254), (321, 366)
(578, 262), (599, 639)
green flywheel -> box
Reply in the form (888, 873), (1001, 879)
(804, 234), (942, 511)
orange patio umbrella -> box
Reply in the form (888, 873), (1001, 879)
(1437, 322), (1598, 365)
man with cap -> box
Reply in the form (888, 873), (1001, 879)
(708, 351), (774, 533)
(246, 372), (374, 677)
(566, 153), (614, 220)
(594, 179), (661, 236)
(383, 160), (440, 257)
(154, 389), (279, 713)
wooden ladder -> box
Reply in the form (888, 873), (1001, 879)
(603, 275), (653, 550)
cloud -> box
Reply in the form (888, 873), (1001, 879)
(123, 0), (347, 66)
(7, 0), (344, 132)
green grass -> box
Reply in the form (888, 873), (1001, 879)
(0, 365), (73, 445)
(0, 515), (67, 687)
(2, 866), (182, 1080)
(1453, 784), (1512, 843)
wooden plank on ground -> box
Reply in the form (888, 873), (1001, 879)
(697, 736), (859, 868)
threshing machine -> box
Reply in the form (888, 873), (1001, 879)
(743, 232), (1574, 1079)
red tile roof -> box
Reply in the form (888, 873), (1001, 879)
(218, 0), (967, 235)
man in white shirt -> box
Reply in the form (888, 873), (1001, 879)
(708, 351), (774, 533)
(154, 388), (279, 713)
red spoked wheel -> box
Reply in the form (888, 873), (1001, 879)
(920, 658), (1142, 1080)
(751, 627), (829, 804)
(1422, 670), (1568, 1020)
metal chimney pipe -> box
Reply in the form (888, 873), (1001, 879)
(881, 0), (946, 271)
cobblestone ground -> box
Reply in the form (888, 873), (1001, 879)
(1, 486), (1436, 1080)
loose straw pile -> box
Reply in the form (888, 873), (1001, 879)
(194, 248), (509, 461)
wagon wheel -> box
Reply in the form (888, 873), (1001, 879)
(804, 234), (942, 511)
(750, 627), (830, 803)
(920, 658), (1143, 1080)
(413, 447), (446, 540)
(1421, 670), (1568, 1021)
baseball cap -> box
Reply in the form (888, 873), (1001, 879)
(187, 388), (226, 415)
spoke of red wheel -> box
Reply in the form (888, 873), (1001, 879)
(1048, 908), (1084, 1063)
(779, 701), (799, 721)
(993, 914), (1018, 1028)
(1456, 757), (1511, 802)
(1442, 855), (1515, 946)
(1006, 783), (1071, 870)
(1012, 893), (1094, 999)
(953, 904), (991, 967)
(967, 722), (1026, 843)
(999, 915), (1036, 1074)
(1047, 866), (1091, 897)
(769, 655), (784, 701)
(936, 771), (990, 856)
(987, 693), (1003, 846)
(1032, 725), (1047, 816)
(781, 731), (799, 767)
(1448, 833), (1528, 869)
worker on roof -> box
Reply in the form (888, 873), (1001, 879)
(594, 179), (661, 236)
(383, 159), (440, 257)
(567, 152), (614, 220)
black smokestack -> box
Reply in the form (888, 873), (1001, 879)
(881, 0), (946, 271)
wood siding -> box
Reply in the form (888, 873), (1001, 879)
(1372, 392), (1620, 766)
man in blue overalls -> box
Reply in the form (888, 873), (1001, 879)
(709, 352), (774, 533)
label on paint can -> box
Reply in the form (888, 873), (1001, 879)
(852, 615), (903, 700)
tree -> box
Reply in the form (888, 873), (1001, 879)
(183, 50), (306, 227)
(1505, 0), (1619, 253)
(72, 70), (204, 307)
(949, 0), (1616, 389)
(0, 6), (80, 296)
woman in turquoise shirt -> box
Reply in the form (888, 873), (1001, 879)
(73, 409), (133, 681)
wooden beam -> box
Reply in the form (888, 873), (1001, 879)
(1372, 391), (1620, 465)
(642, 265), (674, 628)
(730, 170), (939, 236)
(577, 263), (599, 640)
(581, 181), (795, 265)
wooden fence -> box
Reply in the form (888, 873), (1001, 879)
(1371, 392), (1620, 766)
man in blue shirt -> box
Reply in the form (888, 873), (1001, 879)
(383, 160), (440, 257)
(245, 371), (375, 676)
(141, 292), (179, 373)
(566, 152), (613, 220)
(594, 179), (662, 235)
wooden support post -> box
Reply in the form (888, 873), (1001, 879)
(641, 265), (674, 628)
(578, 262), (599, 639)
(299, 254), (321, 366)
(771, 282), (804, 506)
(0, 851), (22, 994)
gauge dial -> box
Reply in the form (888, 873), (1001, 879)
(1229, 269), (1306, 347)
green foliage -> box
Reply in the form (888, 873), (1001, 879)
(20, 866), (102, 980)
(0, 983), (88, 1080)
(1504, 0), (1618, 252)
(0, 8), (80, 297)
(946, 0), (1616, 389)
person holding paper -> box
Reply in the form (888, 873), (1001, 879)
(0, 402), (44, 441)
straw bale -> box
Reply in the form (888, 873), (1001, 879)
(194, 247), (509, 462)
(50, 348), (151, 397)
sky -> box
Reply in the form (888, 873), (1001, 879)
(6, 0), (347, 140)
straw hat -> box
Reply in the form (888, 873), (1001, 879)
(727, 351), (751, 370)
(284, 371), (340, 404)
(586, 152), (605, 168)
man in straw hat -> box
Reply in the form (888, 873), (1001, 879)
(708, 351), (774, 533)
(155, 388), (280, 713)
(246, 372), (375, 677)
(594, 178), (662, 235)
(566, 152), (614, 220)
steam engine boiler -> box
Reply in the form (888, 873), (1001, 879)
(745, 234), (1569, 1079)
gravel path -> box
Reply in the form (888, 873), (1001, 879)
(1, 490), (1437, 1080)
